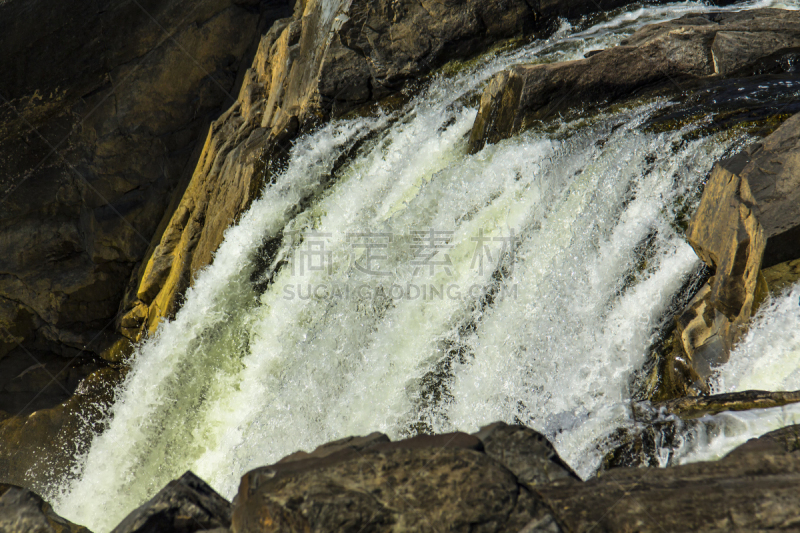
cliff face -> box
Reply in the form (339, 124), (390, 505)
(0, 0), (294, 415)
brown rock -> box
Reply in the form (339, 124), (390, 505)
(0, 367), (121, 492)
(0, 484), (92, 533)
(469, 8), (800, 152)
(473, 422), (578, 485)
(661, 111), (800, 395)
(231, 431), (556, 533)
(0, 0), (293, 402)
(543, 424), (800, 532)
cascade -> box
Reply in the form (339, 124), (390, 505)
(50, 0), (800, 530)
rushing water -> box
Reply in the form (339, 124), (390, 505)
(52, 0), (800, 530)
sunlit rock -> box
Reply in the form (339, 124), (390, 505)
(469, 8), (800, 152)
(664, 112), (800, 395)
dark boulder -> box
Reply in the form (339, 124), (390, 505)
(542, 424), (800, 532)
(472, 422), (578, 485)
(111, 471), (231, 533)
(231, 431), (558, 533)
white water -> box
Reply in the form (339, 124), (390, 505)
(52, 0), (800, 530)
(665, 285), (800, 465)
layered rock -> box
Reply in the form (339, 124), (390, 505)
(0, 0), (293, 413)
(544, 424), (800, 532)
(660, 112), (800, 397)
(469, 8), (800, 152)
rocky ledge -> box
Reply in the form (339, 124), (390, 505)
(5, 421), (800, 532)
(469, 8), (800, 151)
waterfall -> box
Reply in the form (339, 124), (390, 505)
(51, 0), (800, 530)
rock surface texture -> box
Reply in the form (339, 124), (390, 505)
(0, 0), (293, 412)
(662, 111), (800, 396)
(111, 471), (231, 533)
(469, 8), (800, 151)
(0, 484), (91, 533)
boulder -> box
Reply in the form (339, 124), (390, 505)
(469, 8), (800, 152)
(231, 431), (558, 533)
(0, 367), (121, 492)
(0, 484), (91, 533)
(111, 471), (231, 533)
(472, 422), (578, 485)
(542, 424), (800, 532)
(662, 111), (800, 396)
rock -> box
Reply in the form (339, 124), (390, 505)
(472, 422), (578, 485)
(111, 471), (231, 533)
(541, 424), (800, 532)
(0, 367), (121, 492)
(763, 257), (800, 295)
(0, 0), (293, 386)
(231, 431), (557, 533)
(662, 389), (800, 420)
(469, 8), (800, 152)
(660, 111), (800, 396)
(0, 484), (92, 533)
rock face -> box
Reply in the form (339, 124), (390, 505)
(469, 8), (800, 152)
(0, 0), (293, 411)
(0, 484), (91, 533)
(111, 471), (231, 533)
(231, 427), (562, 533)
(660, 111), (800, 397)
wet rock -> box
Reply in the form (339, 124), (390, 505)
(605, 390), (800, 468)
(545, 424), (800, 532)
(763, 257), (800, 295)
(469, 8), (800, 152)
(659, 111), (800, 395)
(111, 471), (231, 533)
(662, 389), (800, 420)
(0, 484), (91, 533)
(472, 422), (578, 485)
(231, 431), (557, 533)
